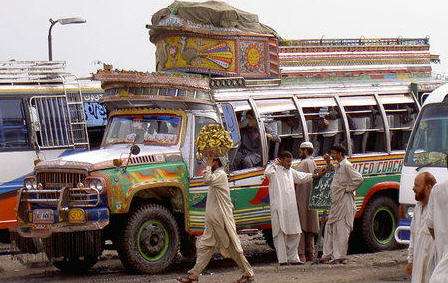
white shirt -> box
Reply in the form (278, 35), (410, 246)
(408, 202), (436, 283)
(427, 180), (448, 264)
(265, 163), (312, 235)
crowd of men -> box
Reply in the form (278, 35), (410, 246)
(177, 142), (365, 283)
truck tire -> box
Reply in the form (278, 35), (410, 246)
(117, 203), (179, 274)
(262, 229), (275, 250)
(179, 233), (196, 259)
(361, 196), (398, 251)
(53, 256), (98, 273)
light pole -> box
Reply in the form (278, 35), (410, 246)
(48, 17), (86, 61)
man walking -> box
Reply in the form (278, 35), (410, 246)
(405, 172), (436, 283)
(295, 142), (319, 262)
(265, 151), (324, 265)
(320, 144), (363, 264)
(177, 155), (254, 283)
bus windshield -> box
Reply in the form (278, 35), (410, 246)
(104, 114), (182, 146)
(404, 103), (448, 167)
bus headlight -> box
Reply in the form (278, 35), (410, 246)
(24, 177), (37, 190)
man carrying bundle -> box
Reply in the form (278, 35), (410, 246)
(177, 154), (254, 283)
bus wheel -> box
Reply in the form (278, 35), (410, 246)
(118, 203), (179, 274)
(361, 196), (398, 251)
(53, 256), (98, 273)
(262, 229), (275, 250)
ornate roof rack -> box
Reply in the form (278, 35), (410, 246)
(0, 61), (75, 85)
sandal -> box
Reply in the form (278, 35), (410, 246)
(176, 274), (199, 282)
(328, 258), (348, 264)
(317, 257), (331, 264)
(233, 275), (255, 283)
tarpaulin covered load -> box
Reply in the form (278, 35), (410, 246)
(149, 0), (280, 42)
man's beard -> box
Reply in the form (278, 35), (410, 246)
(415, 191), (425, 202)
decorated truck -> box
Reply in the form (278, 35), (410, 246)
(11, 1), (444, 274)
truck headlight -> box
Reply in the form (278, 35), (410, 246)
(24, 177), (37, 190)
(84, 178), (106, 193)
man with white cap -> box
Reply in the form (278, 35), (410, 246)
(295, 141), (320, 262)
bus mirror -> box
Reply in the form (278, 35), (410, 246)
(221, 103), (241, 148)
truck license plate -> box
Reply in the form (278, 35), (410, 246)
(33, 209), (54, 224)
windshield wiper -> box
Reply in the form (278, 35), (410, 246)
(416, 155), (447, 171)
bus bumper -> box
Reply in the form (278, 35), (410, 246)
(394, 219), (411, 245)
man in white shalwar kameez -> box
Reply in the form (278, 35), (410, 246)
(427, 162), (448, 283)
(177, 156), (254, 283)
(320, 144), (363, 264)
(405, 172), (436, 283)
(265, 151), (324, 265)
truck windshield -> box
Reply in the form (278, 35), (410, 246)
(404, 103), (448, 167)
(104, 114), (182, 146)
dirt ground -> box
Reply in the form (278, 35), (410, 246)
(0, 234), (410, 283)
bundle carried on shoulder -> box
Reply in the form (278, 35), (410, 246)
(195, 124), (233, 159)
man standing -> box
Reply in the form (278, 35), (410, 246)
(265, 151), (323, 265)
(405, 172), (437, 283)
(295, 142), (319, 262)
(427, 158), (448, 282)
(320, 144), (363, 264)
(177, 156), (254, 283)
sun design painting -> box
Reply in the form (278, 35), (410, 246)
(240, 41), (266, 74)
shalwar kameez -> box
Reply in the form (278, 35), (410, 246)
(322, 158), (363, 261)
(265, 163), (313, 264)
(188, 166), (254, 278)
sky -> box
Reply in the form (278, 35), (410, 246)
(1, 0), (447, 77)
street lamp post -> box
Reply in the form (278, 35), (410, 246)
(48, 17), (86, 61)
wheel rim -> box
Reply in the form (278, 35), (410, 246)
(371, 207), (396, 245)
(137, 220), (169, 262)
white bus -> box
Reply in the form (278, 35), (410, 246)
(0, 61), (104, 241)
(395, 83), (448, 244)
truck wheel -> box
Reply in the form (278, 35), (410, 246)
(262, 229), (275, 250)
(118, 203), (179, 274)
(53, 256), (98, 273)
(179, 233), (196, 259)
(361, 196), (398, 251)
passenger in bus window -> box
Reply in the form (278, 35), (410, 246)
(352, 115), (369, 154)
(279, 114), (304, 158)
(234, 111), (279, 169)
(318, 107), (339, 155)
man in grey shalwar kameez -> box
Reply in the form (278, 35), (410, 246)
(320, 144), (363, 264)
(177, 156), (254, 283)
(295, 142), (319, 262)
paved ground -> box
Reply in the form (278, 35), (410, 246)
(0, 235), (410, 283)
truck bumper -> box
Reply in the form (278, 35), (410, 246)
(394, 219), (411, 245)
(10, 207), (109, 238)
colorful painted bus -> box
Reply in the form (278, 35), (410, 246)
(11, 2), (444, 274)
(0, 61), (105, 242)
(395, 83), (448, 244)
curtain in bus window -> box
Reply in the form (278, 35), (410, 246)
(0, 99), (29, 148)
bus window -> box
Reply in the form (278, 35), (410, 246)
(260, 111), (304, 159)
(301, 105), (345, 156)
(0, 99), (30, 149)
(384, 103), (418, 151)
